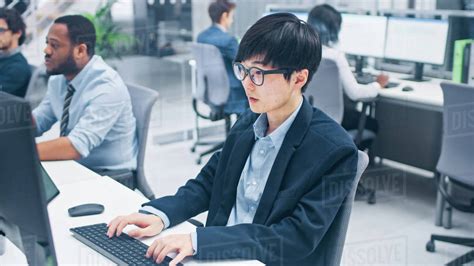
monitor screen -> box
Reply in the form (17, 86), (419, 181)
(0, 92), (57, 265)
(338, 14), (387, 58)
(384, 17), (449, 65)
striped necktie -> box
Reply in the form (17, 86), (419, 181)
(60, 84), (76, 137)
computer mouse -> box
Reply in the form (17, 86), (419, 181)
(402, 86), (414, 92)
(68, 203), (104, 217)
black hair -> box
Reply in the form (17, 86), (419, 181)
(54, 15), (96, 57)
(307, 4), (342, 46)
(235, 12), (321, 92)
(0, 7), (26, 45)
(208, 0), (235, 24)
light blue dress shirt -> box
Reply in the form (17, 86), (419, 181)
(141, 97), (303, 253)
(33, 55), (138, 170)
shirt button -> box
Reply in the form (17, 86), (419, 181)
(259, 149), (265, 154)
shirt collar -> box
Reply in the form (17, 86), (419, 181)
(0, 47), (21, 59)
(253, 97), (304, 149)
(213, 23), (227, 33)
(67, 55), (100, 89)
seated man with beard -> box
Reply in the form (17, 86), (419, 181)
(33, 15), (138, 182)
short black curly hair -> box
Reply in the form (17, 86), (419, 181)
(54, 15), (96, 57)
(0, 8), (26, 45)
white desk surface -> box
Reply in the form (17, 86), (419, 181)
(370, 70), (445, 108)
(42, 160), (100, 186)
(2, 160), (262, 265)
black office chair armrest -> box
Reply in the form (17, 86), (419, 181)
(436, 175), (474, 213)
(187, 218), (204, 227)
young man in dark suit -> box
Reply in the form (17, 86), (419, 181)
(108, 13), (358, 266)
(196, 0), (248, 115)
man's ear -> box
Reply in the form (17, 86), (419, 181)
(292, 69), (309, 90)
(12, 30), (22, 41)
(220, 12), (229, 23)
(74, 43), (89, 59)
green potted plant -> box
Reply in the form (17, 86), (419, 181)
(84, 0), (136, 60)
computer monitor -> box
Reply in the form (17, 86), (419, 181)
(0, 92), (57, 265)
(384, 17), (449, 81)
(338, 14), (388, 77)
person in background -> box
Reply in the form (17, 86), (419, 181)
(197, 0), (248, 115)
(307, 4), (387, 134)
(33, 15), (138, 186)
(0, 7), (31, 97)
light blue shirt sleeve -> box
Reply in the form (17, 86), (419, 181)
(191, 231), (197, 255)
(67, 92), (125, 158)
(32, 89), (57, 136)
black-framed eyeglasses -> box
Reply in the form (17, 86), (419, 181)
(0, 27), (10, 34)
(233, 62), (292, 86)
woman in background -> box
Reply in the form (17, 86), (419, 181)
(307, 4), (387, 135)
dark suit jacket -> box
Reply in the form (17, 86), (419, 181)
(197, 25), (247, 114)
(143, 99), (358, 265)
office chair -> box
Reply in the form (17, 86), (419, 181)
(305, 57), (377, 204)
(24, 64), (48, 109)
(127, 83), (159, 200)
(314, 150), (369, 265)
(190, 42), (232, 165)
(426, 82), (474, 266)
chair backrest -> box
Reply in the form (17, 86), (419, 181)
(315, 150), (369, 266)
(305, 57), (344, 123)
(437, 82), (474, 186)
(127, 83), (159, 199)
(24, 64), (48, 109)
(191, 42), (230, 107)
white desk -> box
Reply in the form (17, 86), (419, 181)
(42, 160), (100, 186)
(2, 161), (262, 265)
(376, 71), (443, 109)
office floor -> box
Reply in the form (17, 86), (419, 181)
(111, 55), (474, 265)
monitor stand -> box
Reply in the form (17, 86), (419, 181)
(402, 62), (430, 82)
(354, 56), (375, 84)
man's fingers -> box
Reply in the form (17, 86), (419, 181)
(156, 245), (175, 264)
(106, 216), (123, 237)
(115, 218), (130, 236)
(146, 239), (158, 258)
(152, 240), (164, 260)
(169, 251), (188, 266)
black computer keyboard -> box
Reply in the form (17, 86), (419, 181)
(355, 73), (375, 84)
(70, 223), (180, 266)
(384, 81), (400, 88)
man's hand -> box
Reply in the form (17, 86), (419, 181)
(146, 234), (194, 266)
(107, 212), (164, 238)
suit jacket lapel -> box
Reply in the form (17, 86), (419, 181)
(252, 100), (313, 224)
